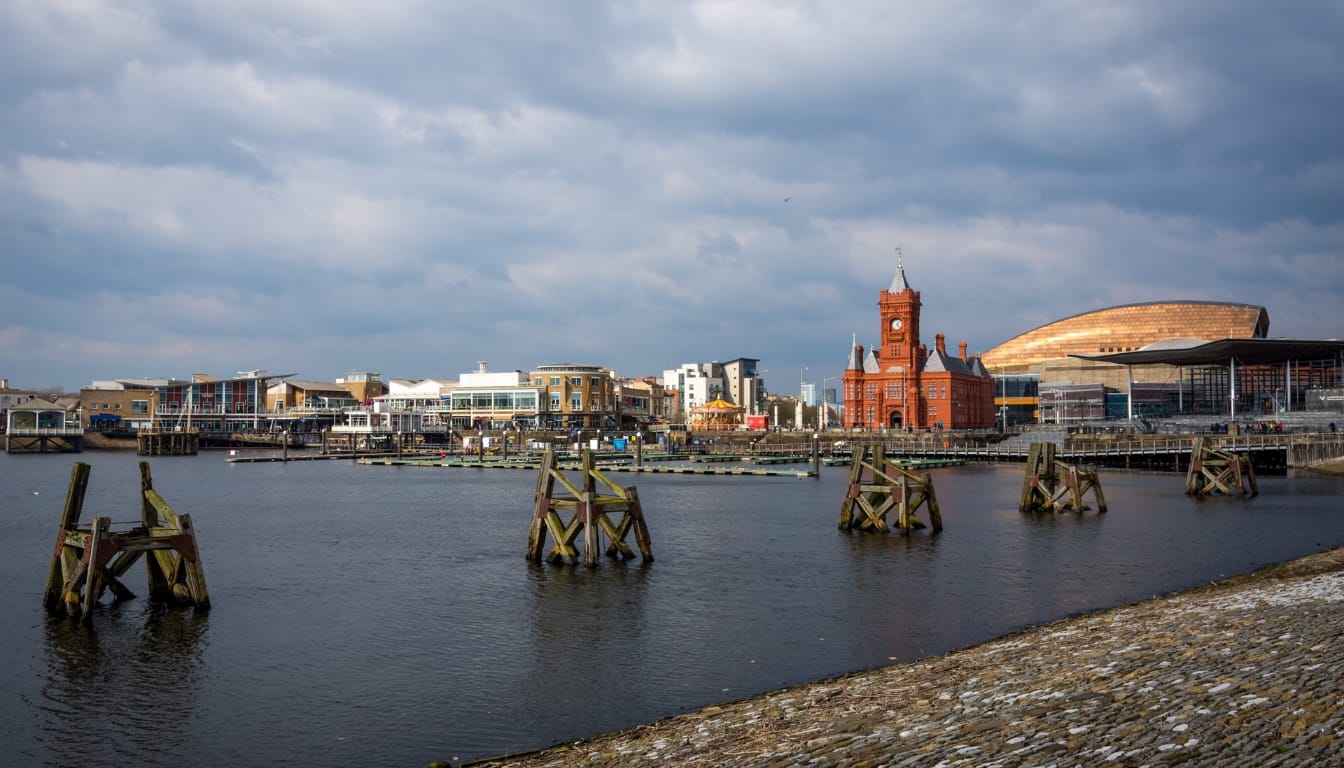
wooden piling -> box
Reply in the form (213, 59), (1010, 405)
(1019, 442), (1107, 514)
(838, 445), (942, 534)
(1185, 437), (1258, 497)
(43, 461), (211, 622)
(526, 449), (653, 566)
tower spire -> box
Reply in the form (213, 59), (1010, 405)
(889, 244), (910, 293)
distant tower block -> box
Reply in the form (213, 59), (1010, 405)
(1019, 442), (1108, 514)
(526, 450), (653, 566)
(1185, 437), (1258, 497)
(838, 445), (942, 533)
(43, 461), (211, 623)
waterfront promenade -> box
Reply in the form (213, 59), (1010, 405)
(466, 538), (1344, 767)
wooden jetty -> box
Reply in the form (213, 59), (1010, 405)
(1185, 437), (1258, 497)
(43, 461), (210, 622)
(838, 445), (942, 534)
(1018, 442), (1107, 514)
(137, 428), (199, 456)
(526, 450), (653, 567)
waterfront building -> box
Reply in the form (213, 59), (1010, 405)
(80, 378), (177, 431)
(530, 362), (618, 430)
(843, 259), (996, 431)
(980, 302), (1344, 423)
(438, 362), (541, 430)
(154, 371), (284, 432)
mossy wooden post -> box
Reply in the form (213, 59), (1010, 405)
(1185, 437), (1258, 497)
(43, 462), (91, 612)
(526, 449), (653, 566)
(42, 460), (211, 623)
(838, 445), (942, 534)
(1020, 442), (1106, 513)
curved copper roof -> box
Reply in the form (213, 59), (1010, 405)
(981, 301), (1269, 370)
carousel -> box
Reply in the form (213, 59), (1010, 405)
(688, 398), (746, 431)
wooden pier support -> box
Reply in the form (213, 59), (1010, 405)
(526, 449), (653, 566)
(137, 428), (199, 455)
(1185, 437), (1258, 497)
(42, 461), (211, 622)
(1019, 442), (1108, 514)
(838, 445), (942, 533)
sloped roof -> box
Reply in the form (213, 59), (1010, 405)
(863, 349), (881, 374)
(923, 350), (978, 376)
(1073, 338), (1344, 367)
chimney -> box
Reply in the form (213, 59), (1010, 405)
(935, 333), (947, 355)
(1, 378), (7, 389)
(477, 361), (488, 373)
(958, 341), (967, 360)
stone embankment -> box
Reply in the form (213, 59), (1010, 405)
(463, 546), (1344, 768)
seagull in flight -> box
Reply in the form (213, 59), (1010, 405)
(784, 197), (790, 203)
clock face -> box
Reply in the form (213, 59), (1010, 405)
(890, 318), (904, 331)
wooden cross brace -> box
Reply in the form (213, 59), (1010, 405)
(1185, 438), (1258, 497)
(838, 446), (943, 533)
(43, 462), (211, 623)
(1019, 443), (1106, 514)
(527, 450), (653, 566)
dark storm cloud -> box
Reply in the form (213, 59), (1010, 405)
(1, 0), (1340, 391)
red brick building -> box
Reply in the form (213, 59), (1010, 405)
(843, 260), (995, 431)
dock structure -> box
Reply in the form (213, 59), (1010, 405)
(838, 445), (942, 534)
(1018, 442), (1107, 514)
(137, 428), (200, 456)
(526, 449), (653, 567)
(42, 461), (210, 622)
(1185, 436), (1258, 497)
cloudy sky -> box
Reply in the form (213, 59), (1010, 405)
(3, 1), (1342, 394)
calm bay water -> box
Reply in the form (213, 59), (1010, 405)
(2, 449), (1342, 766)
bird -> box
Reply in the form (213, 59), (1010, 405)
(784, 197), (791, 203)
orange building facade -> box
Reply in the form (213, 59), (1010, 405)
(843, 263), (996, 431)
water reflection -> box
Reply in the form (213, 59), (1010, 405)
(40, 606), (208, 764)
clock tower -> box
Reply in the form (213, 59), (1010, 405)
(879, 252), (920, 372)
(843, 247), (995, 432)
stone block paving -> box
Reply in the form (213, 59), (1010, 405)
(465, 548), (1344, 768)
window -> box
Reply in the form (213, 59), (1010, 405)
(550, 394), (561, 409)
(570, 377), (582, 387)
(570, 394), (582, 411)
(550, 377), (560, 386)
(534, 377), (543, 386)
(590, 377), (601, 386)
(131, 400), (148, 414)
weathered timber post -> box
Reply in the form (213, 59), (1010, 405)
(526, 449), (653, 566)
(812, 433), (821, 477)
(42, 461), (210, 623)
(1185, 437), (1258, 497)
(636, 432), (644, 468)
(1019, 442), (1107, 513)
(838, 445), (942, 534)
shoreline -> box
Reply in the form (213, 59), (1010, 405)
(461, 545), (1344, 767)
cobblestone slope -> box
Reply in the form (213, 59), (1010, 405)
(464, 547), (1344, 768)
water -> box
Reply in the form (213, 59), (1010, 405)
(2, 450), (1341, 766)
